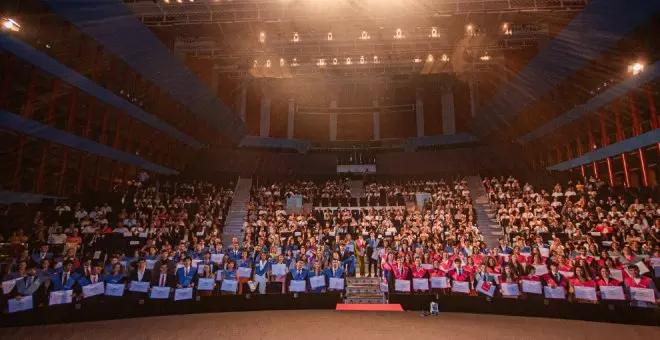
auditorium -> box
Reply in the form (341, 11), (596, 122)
(0, 0), (659, 338)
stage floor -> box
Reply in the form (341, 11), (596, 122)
(1, 310), (658, 339)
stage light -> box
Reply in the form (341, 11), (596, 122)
(253, 60), (258, 66)
(317, 58), (326, 67)
(163, 0), (170, 3)
(189, 0), (194, 2)
(359, 56), (365, 64)
(346, 57), (352, 65)
(628, 62), (644, 75)
(503, 22), (512, 35)
(441, 54), (449, 62)
(360, 31), (370, 40)
(373, 56), (379, 64)
(259, 32), (266, 43)
(394, 28), (404, 39)
(328, 32), (333, 41)
(466, 24), (473, 31)
(291, 58), (298, 67)
(480, 55), (490, 61)
(176, 0), (182, 3)
(266, 60), (271, 68)
(2, 18), (20, 32)
(280, 58), (285, 67)
(426, 54), (434, 62)
(332, 58), (338, 65)
(430, 27), (438, 38)
(414, 58), (422, 63)
(292, 32), (299, 42)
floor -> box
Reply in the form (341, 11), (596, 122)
(1, 310), (658, 340)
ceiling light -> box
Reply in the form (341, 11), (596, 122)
(259, 32), (266, 43)
(2, 18), (20, 32)
(427, 54), (434, 62)
(360, 31), (370, 40)
(441, 54), (449, 62)
(328, 32), (333, 41)
(430, 27), (438, 38)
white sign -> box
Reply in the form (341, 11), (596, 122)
(380, 281), (389, 293)
(2, 279), (17, 295)
(521, 280), (542, 294)
(271, 264), (287, 276)
(7, 296), (33, 313)
(533, 265), (548, 276)
(105, 283), (125, 297)
(174, 287), (193, 301)
(197, 278), (215, 291)
(211, 254), (224, 264)
(238, 267), (252, 278)
(290, 280), (306, 292)
(559, 271), (574, 278)
(501, 283), (520, 297)
(129, 281), (150, 293)
(310, 275), (326, 289)
(150, 286), (170, 299)
(476, 281), (495, 297)
(539, 247), (550, 257)
(543, 286), (566, 299)
(395, 279), (411, 292)
(145, 259), (156, 270)
(413, 278), (429, 291)
(329, 278), (345, 290)
(431, 276), (450, 289)
(451, 281), (470, 294)
(574, 286), (597, 301)
(221, 279), (238, 292)
(630, 287), (656, 303)
(82, 282), (105, 298)
(49, 290), (73, 305)
(609, 269), (623, 281)
(599, 285), (625, 300)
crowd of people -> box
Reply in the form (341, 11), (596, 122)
(1, 174), (658, 315)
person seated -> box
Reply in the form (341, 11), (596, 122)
(14, 264), (47, 305)
(623, 264), (659, 308)
(542, 262), (569, 289)
(105, 263), (126, 284)
(52, 260), (80, 291)
(176, 257), (197, 289)
(151, 263), (175, 289)
(30, 245), (53, 266)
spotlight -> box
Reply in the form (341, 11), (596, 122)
(480, 55), (491, 61)
(441, 54), (449, 62)
(332, 58), (338, 65)
(176, 0), (182, 3)
(346, 57), (352, 65)
(414, 58), (422, 63)
(360, 31), (370, 40)
(266, 60), (271, 68)
(426, 54), (434, 62)
(280, 58), (285, 67)
(359, 56), (365, 64)
(163, 0), (170, 3)
(293, 32), (299, 43)
(2, 18), (20, 32)
(317, 58), (326, 67)
(628, 62), (644, 75)
(373, 56), (379, 64)
(394, 28), (403, 39)
(430, 27), (438, 38)
(466, 24), (473, 31)
(291, 58), (298, 67)
(328, 32), (333, 41)
(259, 32), (266, 43)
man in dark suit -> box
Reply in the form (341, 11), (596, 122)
(541, 262), (569, 289)
(337, 244), (355, 277)
(151, 263), (176, 289)
(151, 250), (175, 281)
(366, 232), (380, 277)
(129, 258), (152, 282)
(14, 265), (47, 305)
(175, 257), (197, 288)
(30, 245), (53, 266)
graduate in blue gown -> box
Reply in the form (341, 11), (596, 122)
(307, 261), (326, 293)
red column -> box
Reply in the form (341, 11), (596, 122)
(57, 149), (68, 195)
(613, 100), (630, 187)
(599, 110), (614, 186)
(46, 80), (61, 125)
(628, 92), (648, 186)
(34, 142), (49, 193)
(11, 137), (25, 191)
(586, 119), (598, 178)
(576, 135), (586, 179)
(22, 67), (38, 117)
(647, 84), (658, 129)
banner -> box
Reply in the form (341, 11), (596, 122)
(532, 265), (548, 276)
(476, 281), (495, 297)
(609, 269), (623, 281)
(395, 279), (411, 292)
(49, 290), (73, 305)
(211, 254), (224, 264)
(574, 286), (597, 301)
(271, 264), (287, 276)
(82, 282), (105, 298)
(501, 283), (520, 297)
(599, 286), (625, 301)
(329, 278), (344, 290)
(521, 280), (542, 294)
(2, 279), (17, 295)
(105, 283), (125, 297)
(129, 281), (150, 293)
(7, 296), (33, 313)
(197, 278), (215, 291)
(238, 267), (252, 279)
(174, 288), (193, 301)
(630, 287), (655, 303)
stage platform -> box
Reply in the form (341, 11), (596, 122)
(1, 310), (657, 340)
(336, 303), (403, 311)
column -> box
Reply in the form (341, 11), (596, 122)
(441, 86), (455, 135)
(259, 96), (271, 137)
(613, 100), (630, 187)
(372, 99), (380, 140)
(287, 98), (295, 139)
(236, 79), (247, 122)
(329, 100), (338, 141)
(469, 76), (478, 117)
(599, 110), (614, 187)
(628, 92), (648, 186)
(415, 88), (424, 137)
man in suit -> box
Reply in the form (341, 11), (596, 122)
(175, 257), (197, 288)
(366, 232), (380, 277)
(14, 265), (46, 304)
(324, 259), (345, 279)
(448, 259), (470, 282)
(337, 244), (355, 277)
(228, 244), (242, 262)
(541, 262), (569, 289)
(474, 263), (497, 297)
(152, 250), (175, 281)
(30, 245), (53, 266)
(289, 260), (308, 292)
(78, 262), (104, 286)
(52, 261), (80, 292)
(151, 263), (176, 289)
(129, 258), (152, 282)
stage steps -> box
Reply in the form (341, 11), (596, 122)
(466, 176), (501, 248)
(343, 277), (385, 304)
(222, 177), (252, 246)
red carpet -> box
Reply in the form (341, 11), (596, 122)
(335, 304), (403, 311)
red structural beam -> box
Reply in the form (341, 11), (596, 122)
(586, 119), (598, 178)
(628, 92), (648, 186)
(598, 110), (614, 187)
(612, 100), (630, 187)
(647, 84), (658, 129)
(22, 67), (38, 118)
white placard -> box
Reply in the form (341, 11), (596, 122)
(7, 296), (33, 313)
(650, 257), (660, 267)
(215, 270), (224, 281)
(197, 278), (215, 291)
(431, 276), (450, 289)
(395, 279), (411, 292)
(145, 259), (156, 270)
(329, 278), (345, 290)
(476, 281), (495, 297)
(574, 286), (597, 301)
(310, 275), (326, 289)
(380, 281), (389, 293)
(129, 241), (140, 246)
(129, 281), (150, 293)
(238, 267), (252, 278)
(635, 262), (650, 275)
(533, 265), (548, 276)
(451, 281), (470, 294)
(539, 247), (550, 257)
(82, 282), (105, 298)
(139, 232), (148, 238)
(150, 286), (170, 299)
(599, 285), (625, 300)
(413, 278), (429, 291)
(123, 232), (132, 237)
(522, 280), (542, 294)
(290, 280), (306, 292)
(211, 254), (224, 264)
(543, 286), (566, 299)
(49, 290), (73, 305)
(93, 251), (102, 259)
(105, 283), (125, 297)
(559, 271), (574, 278)
(421, 264), (433, 270)
(174, 287), (193, 301)
(221, 279), (238, 292)
(2, 279), (17, 294)
(501, 283), (520, 296)
(271, 264), (287, 276)
(630, 287), (656, 303)
(609, 269), (623, 281)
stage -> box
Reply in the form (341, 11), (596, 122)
(1, 310), (657, 339)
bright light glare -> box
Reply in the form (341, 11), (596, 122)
(427, 54), (434, 62)
(2, 18), (20, 32)
(259, 32), (266, 43)
(328, 32), (333, 41)
(441, 54), (449, 62)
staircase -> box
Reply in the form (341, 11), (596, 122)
(222, 177), (252, 246)
(466, 176), (502, 247)
(349, 180), (365, 200)
(344, 277), (385, 304)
